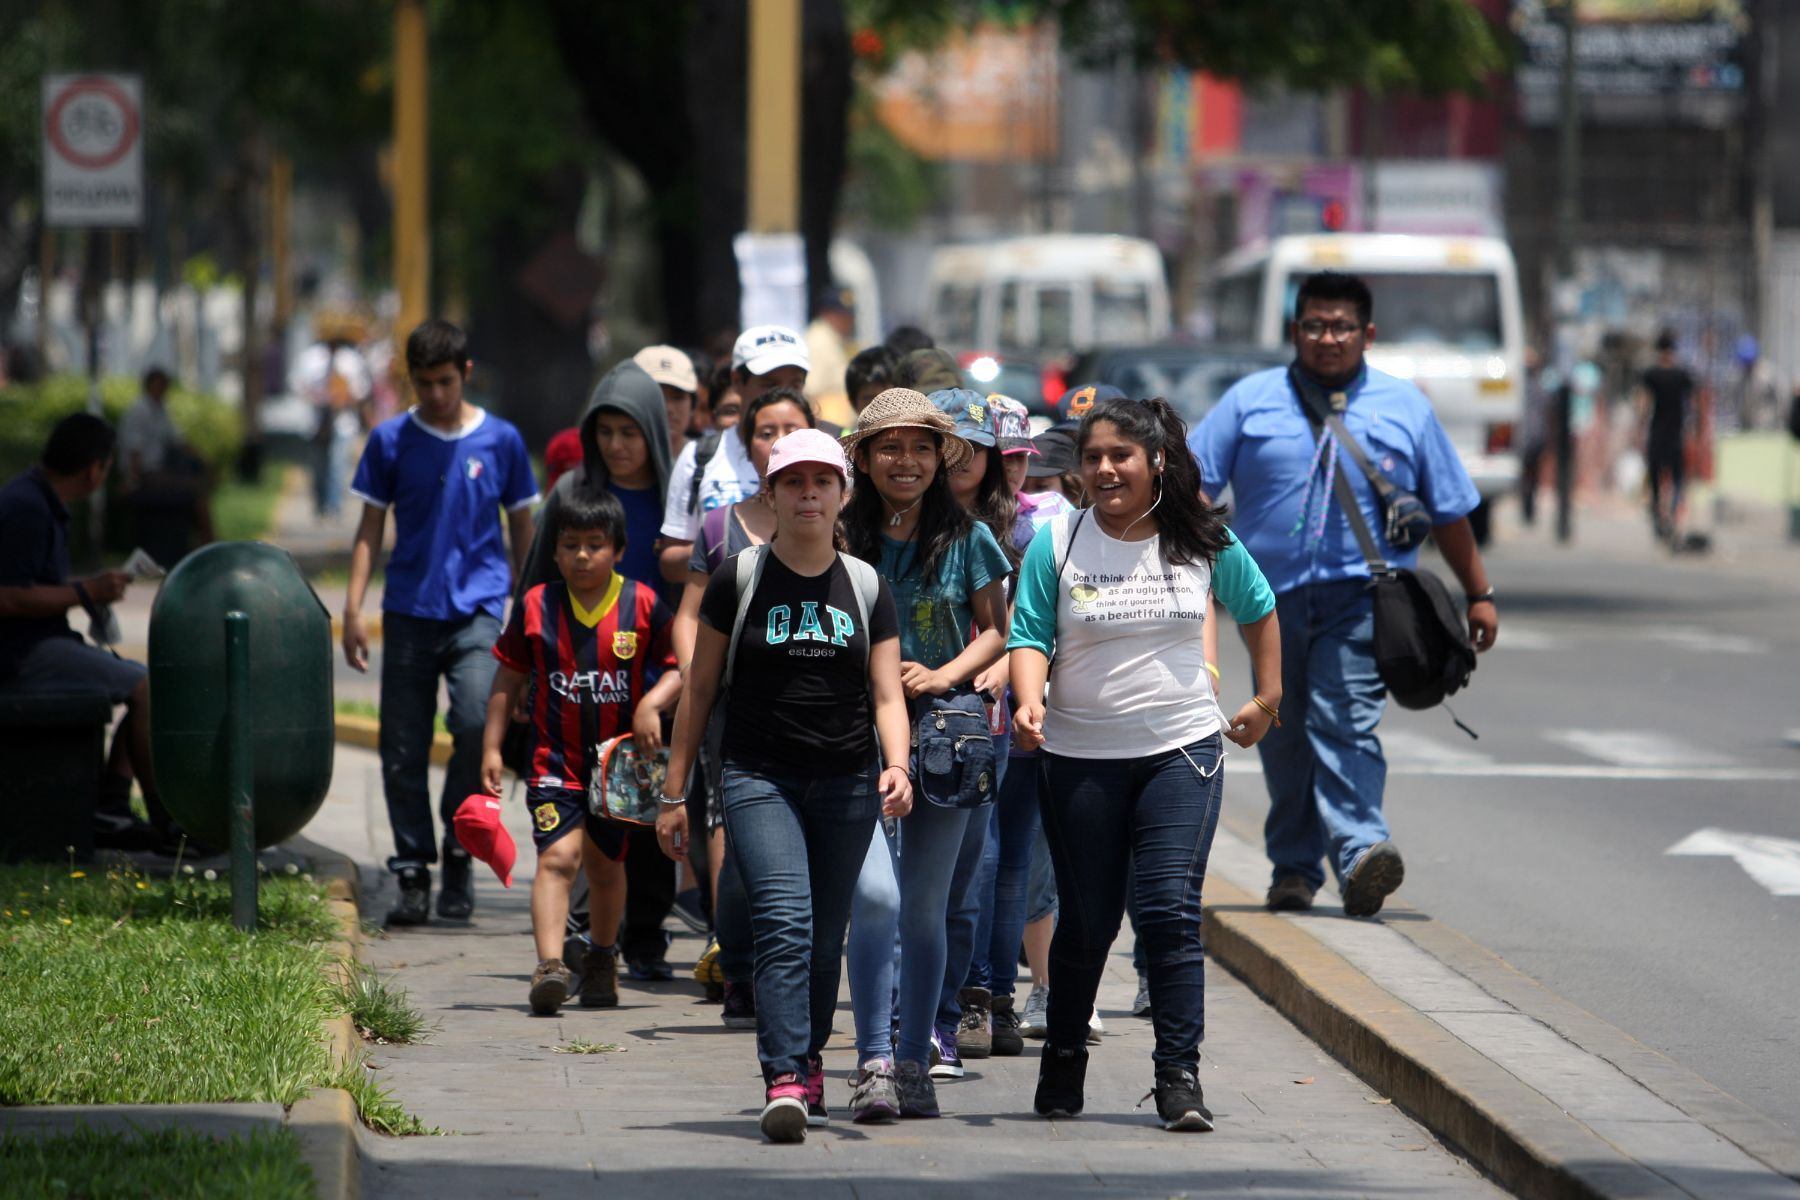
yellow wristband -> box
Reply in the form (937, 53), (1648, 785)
(1203, 661), (1221, 683)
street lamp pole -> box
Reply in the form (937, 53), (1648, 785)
(747, 0), (801, 235)
(1554, 0), (1580, 545)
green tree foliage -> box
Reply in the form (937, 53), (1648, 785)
(851, 0), (1509, 94)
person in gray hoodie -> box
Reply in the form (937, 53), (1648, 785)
(514, 356), (686, 991)
(520, 359), (673, 599)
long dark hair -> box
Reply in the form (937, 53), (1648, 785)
(965, 445), (1021, 567)
(843, 430), (972, 585)
(1078, 397), (1229, 567)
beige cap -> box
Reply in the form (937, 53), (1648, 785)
(632, 344), (698, 393)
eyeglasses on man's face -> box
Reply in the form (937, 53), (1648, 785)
(1297, 319), (1364, 342)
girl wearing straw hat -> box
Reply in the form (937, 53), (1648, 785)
(840, 387), (1014, 1118)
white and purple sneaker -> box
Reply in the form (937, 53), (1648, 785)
(928, 1026), (964, 1080)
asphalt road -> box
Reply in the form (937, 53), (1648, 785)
(1214, 503), (1800, 1136)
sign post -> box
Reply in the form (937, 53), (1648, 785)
(43, 73), (143, 539)
(43, 73), (144, 228)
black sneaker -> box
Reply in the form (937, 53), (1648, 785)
(990, 994), (1024, 1057)
(562, 931), (593, 985)
(626, 954), (674, 982)
(1147, 1066), (1214, 1131)
(1266, 875), (1316, 912)
(386, 867), (431, 927)
(438, 846), (475, 920)
(721, 979), (757, 1029)
(1341, 841), (1405, 918)
(1034, 1044), (1088, 1118)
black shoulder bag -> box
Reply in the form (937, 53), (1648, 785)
(1291, 370), (1477, 717)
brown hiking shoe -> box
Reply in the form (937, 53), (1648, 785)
(1341, 842), (1405, 918)
(1265, 875), (1316, 912)
(529, 959), (573, 1015)
(579, 943), (619, 1008)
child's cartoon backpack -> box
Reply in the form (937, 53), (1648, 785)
(588, 734), (670, 827)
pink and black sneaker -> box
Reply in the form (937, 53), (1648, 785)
(760, 1072), (808, 1143)
(806, 1054), (829, 1125)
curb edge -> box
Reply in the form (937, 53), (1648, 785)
(1203, 873), (1679, 1200)
(286, 835), (365, 1200)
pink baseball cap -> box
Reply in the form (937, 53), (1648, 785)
(765, 427), (850, 486)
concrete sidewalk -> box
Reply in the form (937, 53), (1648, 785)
(305, 744), (1499, 1198)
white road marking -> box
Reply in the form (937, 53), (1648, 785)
(1544, 729), (1730, 769)
(1641, 625), (1769, 656)
(1378, 729), (1495, 768)
(1666, 828), (1800, 896)
(1488, 623), (1561, 652)
(1227, 759), (1800, 783)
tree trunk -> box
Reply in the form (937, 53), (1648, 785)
(801, 0), (851, 319)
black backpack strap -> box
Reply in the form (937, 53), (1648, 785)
(688, 430), (724, 516)
(1290, 365), (1390, 576)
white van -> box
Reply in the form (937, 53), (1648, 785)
(926, 235), (1171, 356)
(1211, 234), (1525, 526)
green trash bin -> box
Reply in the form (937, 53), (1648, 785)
(148, 542), (335, 848)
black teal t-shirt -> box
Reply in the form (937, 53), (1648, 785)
(699, 550), (899, 776)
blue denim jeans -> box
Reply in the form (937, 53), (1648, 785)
(894, 798), (973, 1065)
(714, 838), (754, 985)
(846, 823), (899, 1061)
(952, 742), (1040, 1004)
(721, 760), (879, 1083)
(1026, 819), (1057, 925)
(379, 611), (500, 873)
(936, 761), (997, 1031)
(1039, 736), (1224, 1073)
(1255, 580), (1389, 891)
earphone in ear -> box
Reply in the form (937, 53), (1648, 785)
(1153, 451), (1164, 470)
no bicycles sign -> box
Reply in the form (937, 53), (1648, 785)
(42, 73), (144, 227)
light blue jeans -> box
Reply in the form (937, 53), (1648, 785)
(1256, 579), (1389, 890)
(894, 800), (972, 1065)
(845, 823), (899, 1062)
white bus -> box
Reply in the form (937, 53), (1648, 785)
(927, 235), (1172, 357)
(1212, 234), (1525, 531)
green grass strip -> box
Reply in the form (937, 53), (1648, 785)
(0, 1126), (313, 1200)
(0, 864), (336, 1107)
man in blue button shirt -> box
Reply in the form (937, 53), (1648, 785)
(1192, 272), (1498, 918)
(343, 319), (539, 927)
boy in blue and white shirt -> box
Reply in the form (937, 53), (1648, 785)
(343, 319), (539, 927)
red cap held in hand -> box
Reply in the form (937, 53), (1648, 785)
(453, 794), (516, 888)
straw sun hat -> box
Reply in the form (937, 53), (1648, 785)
(841, 387), (974, 473)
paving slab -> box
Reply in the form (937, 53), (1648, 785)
(301, 743), (1500, 1199)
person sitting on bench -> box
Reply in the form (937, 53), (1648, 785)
(0, 413), (170, 851)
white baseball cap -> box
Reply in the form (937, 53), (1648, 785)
(632, 344), (698, 393)
(732, 325), (810, 376)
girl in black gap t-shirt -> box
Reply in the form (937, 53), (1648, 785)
(656, 429), (913, 1144)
